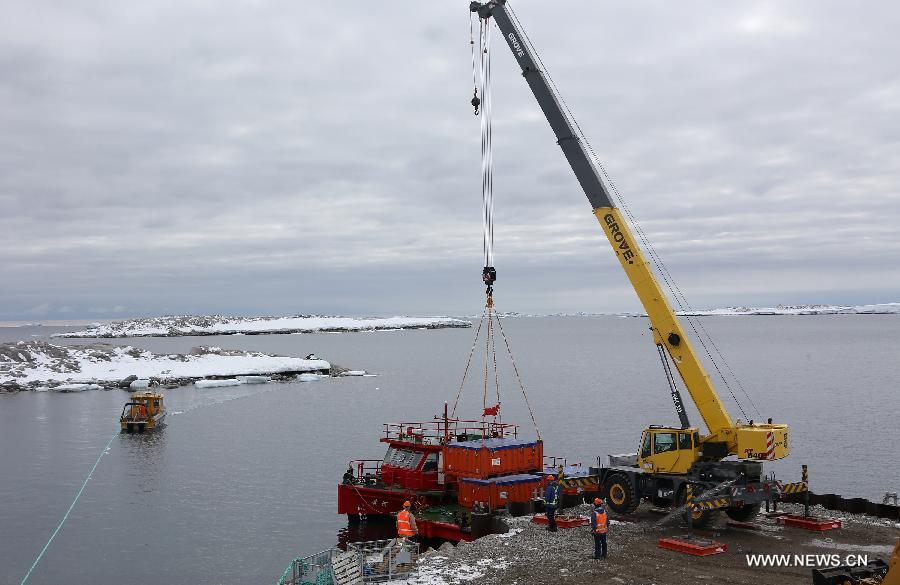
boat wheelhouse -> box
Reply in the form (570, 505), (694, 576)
(120, 391), (166, 433)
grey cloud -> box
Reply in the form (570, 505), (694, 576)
(1, 1), (899, 320)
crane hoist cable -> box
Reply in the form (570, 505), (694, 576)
(450, 12), (539, 439)
(451, 293), (541, 440)
(479, 18), (495, 292)
(469, 13), (481, 115)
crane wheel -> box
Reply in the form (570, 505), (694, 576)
(725, 503), (761, 523)
(604, 474), (639, 514)
(676, 485), (719, 528)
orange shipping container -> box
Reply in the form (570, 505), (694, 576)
(458, 474), (543, 509)
(443, 438), (543, 479)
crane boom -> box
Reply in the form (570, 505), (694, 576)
(471, 0), (735, 438)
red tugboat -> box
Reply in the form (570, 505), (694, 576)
(338, 405), (545, 542)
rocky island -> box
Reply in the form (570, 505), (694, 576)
(0, 341), (332, 392)
(53, 314), (472, 338)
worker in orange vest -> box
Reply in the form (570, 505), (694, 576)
(396, 501), (418, 539)
(590, 497), (608, 559)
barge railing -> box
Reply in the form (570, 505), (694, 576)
(382, 418), (519, 445)
(347, 459), (383, 482)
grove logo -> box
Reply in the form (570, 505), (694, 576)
(507, 32), (524, 57)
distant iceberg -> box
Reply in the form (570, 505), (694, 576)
(53, 314), (472, 338)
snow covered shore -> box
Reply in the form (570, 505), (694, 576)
(671, 302), (900, 316)
(461, 303), (900, 319)
(611, 303), (900, 317)
(53, 315), (471, 338)
(0, 341), (331, 391)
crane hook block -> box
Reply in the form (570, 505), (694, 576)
(471, 91), (481, 115)
(482, 266), (497, 286)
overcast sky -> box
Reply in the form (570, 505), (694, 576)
(2, 0), (899, 320)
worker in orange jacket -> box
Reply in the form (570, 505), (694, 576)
(590, 497), (609, 559)
(396, 501), (418, 539)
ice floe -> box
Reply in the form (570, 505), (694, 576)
(194, 379), (243, 389)
(54, 383), (102, 393)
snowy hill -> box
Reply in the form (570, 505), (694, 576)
(54, 314), (471, 338)
(0, 341), (330, 389)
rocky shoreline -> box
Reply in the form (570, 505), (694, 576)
(402, 502), (900, 585)
(0, 370), (331, 393)
(0, 341), (336, 392)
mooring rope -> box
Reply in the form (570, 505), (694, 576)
(20, 428), (119, 585)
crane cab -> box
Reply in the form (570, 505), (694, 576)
(636, 426), (700, 475)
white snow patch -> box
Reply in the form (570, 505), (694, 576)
(1, 341), (330, 386)
(808, 538), (896, 555)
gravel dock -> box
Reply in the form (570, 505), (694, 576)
(396, 503), (899, 585)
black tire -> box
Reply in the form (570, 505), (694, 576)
(676, 486), (719, 528)
(604, 473), (639, 514)
(725, 503), (761, 523)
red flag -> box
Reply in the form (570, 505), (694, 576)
(483, 404), (500, 417)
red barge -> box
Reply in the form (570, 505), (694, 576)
(338, 405), (554, 542)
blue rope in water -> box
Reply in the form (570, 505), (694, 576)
(20, 429), (119, 585)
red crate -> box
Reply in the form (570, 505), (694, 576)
(443, 438), (543, 479)
(777, 515), (842, 531)
(658, 536), (727, 556)
(458, 474), (543, 509)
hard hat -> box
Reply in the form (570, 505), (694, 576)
(594, 498), (602, 506)
(547, 475), (555, 481)
(403, 500), (411, 508)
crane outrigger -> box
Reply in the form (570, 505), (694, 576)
(471, 0), (797, 526)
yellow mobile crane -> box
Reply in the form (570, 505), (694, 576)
(471, 0), (792, 525)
